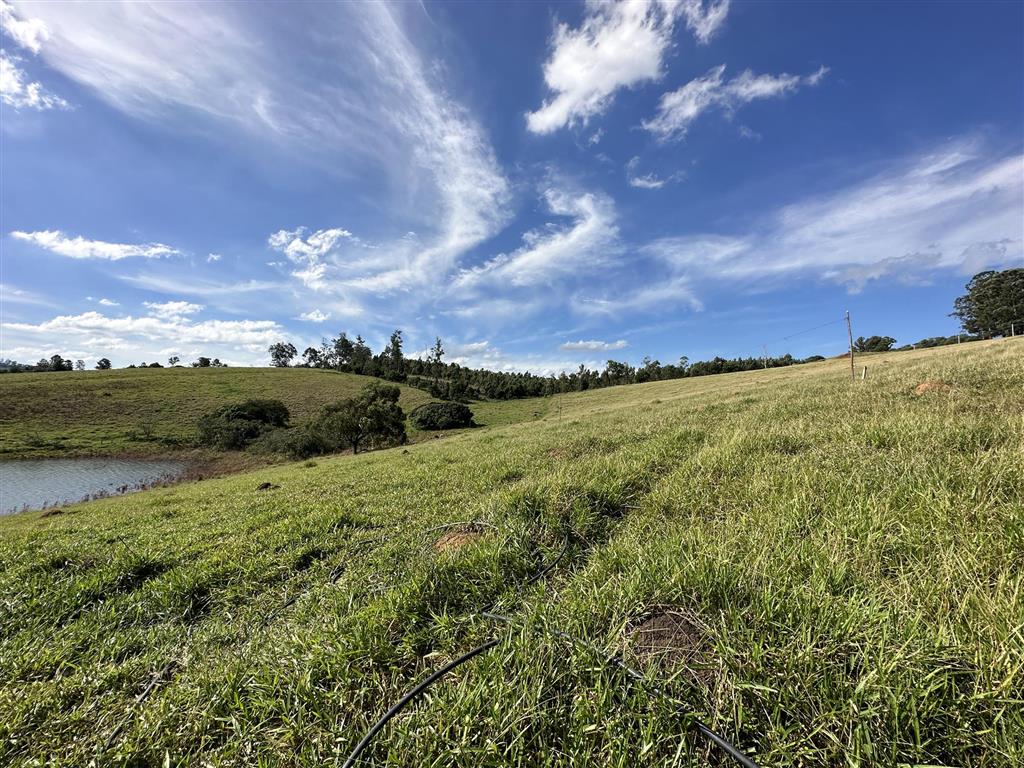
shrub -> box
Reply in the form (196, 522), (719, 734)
(196, 399), (290, 450)
(410, 401), (475, 430)
(252, 425), (329, 459)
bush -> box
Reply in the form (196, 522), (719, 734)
(252, 425), (329, 459)
(256, 383), (407, 458)
(196, 399), (290, 450)
(410, 401), (474, 430)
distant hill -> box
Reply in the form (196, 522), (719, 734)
(0, 366), (437, 458)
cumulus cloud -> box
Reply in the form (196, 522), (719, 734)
(1, 50), (67, 110)
(11, 230), (180, 260)
(643, 64), (828, 140)
(298, 309), (330, 323)
(560, 339), (628, 351)
(98, 298), (119, 306)
(0, 2), (68, 110)
(5, 311), (283, 349)
(143, 300), (204, 319)
(527, 0), (729, 135)
(1, 1), (48, 52)
(206, 253), (222, 262)
(268, 227), (354, 290)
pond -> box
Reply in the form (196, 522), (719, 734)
(0, 458), (188, 516)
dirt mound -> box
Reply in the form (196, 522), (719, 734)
(433, 527), (484, 553)
(913, 380), (952, 395)
(625, 609), (715, 685)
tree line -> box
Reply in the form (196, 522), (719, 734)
(0, 354), (227, 373)
(269, 331), (830, 401)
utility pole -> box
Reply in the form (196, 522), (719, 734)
(845, 310), (855, 383)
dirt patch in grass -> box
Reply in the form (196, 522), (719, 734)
(625, 609), (715, 686)
(434, 527), (485, 553)
(914, 380), (952, 395)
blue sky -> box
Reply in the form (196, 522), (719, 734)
(2, 0), (1022, 372)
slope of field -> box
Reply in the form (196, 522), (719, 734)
(1, 339), (1021, 766)
(0, 367), (543, 459)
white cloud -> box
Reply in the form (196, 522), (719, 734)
(267, 227), (353, 290)
(456, 185), (619, 287)
(98, 298), (119, 307)
(576, 276), (704, 316)
(737, 124), (761, 141)
(643, 64), (828, 141)
(11, 230), (180, 260)
(678, 0), (731, 44)
(643, 143), (1024, 291)
(526, 0), (730, 136)
(1, 1), (47, 52)
(626, 155), (684, 189)
(121, 273), (281, 297)
(1, 283), (54, 307)
(13, 2), (510, 298)
(527, 0), (684, 135)
(444, 339), (600, 376)
(1, 50), (67, 110)
(5, 311), (284, 352)
(206, 253), (222, 262)
(298, 309), (330, 323)
(560, 339), (628, 351)
(143, 301), (204, 319)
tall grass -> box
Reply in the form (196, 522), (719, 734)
(0, 340), (1021, 766)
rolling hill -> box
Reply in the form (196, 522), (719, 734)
(0, 366), (542, 459)
(0, 339), (1021, 766)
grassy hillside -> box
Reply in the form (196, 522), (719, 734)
(1, 339), (1021, 766)
(0, 367), (543, 459)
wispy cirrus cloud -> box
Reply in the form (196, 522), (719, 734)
(626, 156), (684, 189)
(15, 2), (510, 294)
(456, 185), (619, 288)
(643, 142), (1024, 291)
(643, 64), (828, 141)
(527, 0), (729, 135)
(10, 230), (180, 260)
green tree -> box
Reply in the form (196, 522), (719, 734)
(75, 360), (85, 371)
(952, 269), (1024, 338)
(350, 335), (372, 374)
(268, 342), (297, 367)
(429, 336), (445, 384)
(853, 335), (896, 353)
(95, 358), (112, 370)
(302, 347), (322, 367)
(168, 355), (180, 366)
(381, 330), (406, 381)
(319, 382), (406, 454)
(192, 357), (212, 368)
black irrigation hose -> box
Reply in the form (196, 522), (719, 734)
(482, 612), (761, 768)
(340, 638), (501, 768)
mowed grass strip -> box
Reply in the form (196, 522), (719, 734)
(0, 339), (1021, 766)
